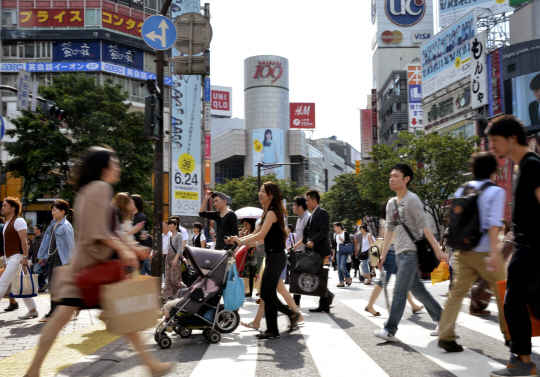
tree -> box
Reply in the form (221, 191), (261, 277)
(214, 174), (308, 225)
(5, 74), (154, 203)
(321, 173), (361, 233)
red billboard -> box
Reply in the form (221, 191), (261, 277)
(361, 110), (373, 159)
(19, 9), (84, 27)
(290, 103), (315, 129)
(102, 10), (143, 38)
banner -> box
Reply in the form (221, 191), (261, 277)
(102, 43), (144, 69)
(252, 128), (285, 179)
(422, 10), (477, 98)
(170, 0), (202, 217)
(487, 48), (503, 117)
(361, 110), (372, 160)
(17, 70), (31, 111)
(439, 0), (511, 28)
(19, 9), (84, 27)
(290, 103), (315, 129)
(53, 41), (100, 62)
(470, 32), (488, 109)
(407, 64), (423, 130)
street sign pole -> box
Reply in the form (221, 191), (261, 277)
(150, 0), (173, 279)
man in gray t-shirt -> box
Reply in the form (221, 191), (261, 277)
(373, 164), (446, 343)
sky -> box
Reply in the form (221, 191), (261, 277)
(208, 0), (374, 153)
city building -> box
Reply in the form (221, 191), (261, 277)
(378, 70), (408, 145)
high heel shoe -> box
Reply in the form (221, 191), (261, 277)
(255, 331), (280, 339)
(346, 278), (352, 286)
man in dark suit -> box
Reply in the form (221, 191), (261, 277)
(529, 73), (540, 126)
(303, 190), (335, 313)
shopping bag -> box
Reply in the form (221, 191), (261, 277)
(289, 267), (329, 297)
(223, 261), (245, 311)
(100, 275), (161, 335)
(431, 261), (450, 285)
(10, 265), (38, 298)
(496, 280), (540, 338)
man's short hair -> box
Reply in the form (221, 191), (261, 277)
(4, 197), (21, 216)
(305, 190), (320, 203)
(293, 196), (307, 210)
(486, 115), (527, 146)
(333, 222), (343, 229)
(288, 224), (294, 231)
(34, 224), (43, 231)
(193, 222), (203, 231)
(530, 73), (540, 91)
(391, 164), (414, 186)
(470, 152), (498, 180)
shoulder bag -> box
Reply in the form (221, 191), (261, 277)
(338, 232), (354, 255)
(292, 250), (321, 274)
(393, 199), (439, 273)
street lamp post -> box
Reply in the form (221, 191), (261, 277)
(255, 162), (303, 189)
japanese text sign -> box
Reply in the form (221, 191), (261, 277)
(102, 10), (143, 38)
(19, 9), (84, 27)
(470, 31), (487, 109)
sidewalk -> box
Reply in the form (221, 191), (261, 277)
(0, 293), (128, 377)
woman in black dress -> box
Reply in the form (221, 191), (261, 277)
(229, 182), (300, 339)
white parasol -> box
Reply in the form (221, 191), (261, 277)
(235, 206), (263, 219)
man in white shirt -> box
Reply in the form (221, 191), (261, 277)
(291, 196), (311, 306)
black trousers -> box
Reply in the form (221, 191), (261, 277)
(504, 245), (540, 355)
(261, 253), (294, 334)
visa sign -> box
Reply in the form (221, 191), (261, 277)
(412, 31), (431, 44)
(385, 0), (426, 27)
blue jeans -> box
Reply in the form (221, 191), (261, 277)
(361, 257), (371, 277)
(336, 252), (351, 282)
(376, 250), (397, 287)
(33, 262), (48, 289)
(140, 259), (151, 275)
(384, 251), (442, 336)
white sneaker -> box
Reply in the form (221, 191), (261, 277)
(373, 328), (396, 342)
(430, 323), (454, 336)
(18, 310), (39, 320)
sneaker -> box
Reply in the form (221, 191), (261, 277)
(18, 310), (39, 320)
(4, 303), (19, 312)
(430, 323), (440, 336)
(438, 339), (464, 352)
(490, 354), (537, 376)
(373, 328), (396, 342)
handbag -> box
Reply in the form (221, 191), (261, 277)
(289, 267), (329, 297)
(393, 199), (439, 273)
(431, 261), (450, 284)
(292, 251), (321, 274)
(287, 248), (298, 270)
(223, 261), (245, 311)
(75, 260), (126, 308)
(10, 265), (38, 298)
(339, 243), (354, 255)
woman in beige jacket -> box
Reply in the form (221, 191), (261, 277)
(25, 147), (174, 377)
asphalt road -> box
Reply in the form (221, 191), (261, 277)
(72, 269), (538, 377)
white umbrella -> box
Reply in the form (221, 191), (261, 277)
(235, 206), (263, 219)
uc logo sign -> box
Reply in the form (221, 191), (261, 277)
(385, 0), (426, 27)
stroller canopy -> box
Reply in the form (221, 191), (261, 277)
(185, 246), (229, 277)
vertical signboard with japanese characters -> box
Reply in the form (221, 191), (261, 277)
(361, 109), (373, 160)
(407, 64), (423, 130)
(170, 0), (202, 217)
(487, 48), (504, 117)
(470, 32), (488, 109)
(17, 70), (31, 111)
(371, 89), (378, 145)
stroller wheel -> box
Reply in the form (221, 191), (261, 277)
(208, 331), (221, 344)
(202, 328), (211, 339)
(216, 308), (240, 334)
(177, 326), (192, 338)
(154, 333), (160, 342)
(158, 335), (172, 349)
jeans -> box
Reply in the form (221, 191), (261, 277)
(384, 251), (442, 335)
(336, 252), (351, 282)
(261, 253), (294, 334)
(0, 254), (37, 310)
(504, 245), (540, 355)
(33, 262), (48, 289)
(361, 257), (371, 277)
(140, 259), (151, 275)
(375, 250), (397, 287)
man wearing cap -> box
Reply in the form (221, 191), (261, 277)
(199, 191), (238, 250)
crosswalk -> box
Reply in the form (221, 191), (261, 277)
(100, 273), (540, 377)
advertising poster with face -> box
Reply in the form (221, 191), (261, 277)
(252, 128), (285, 179)
(510, 71), (540, 127)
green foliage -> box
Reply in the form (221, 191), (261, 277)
(214, 174), (308, 226)
(5, 74), (154, 203)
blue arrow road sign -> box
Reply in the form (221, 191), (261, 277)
(204, 78), (211, 102)
(142, 15), (177, 51)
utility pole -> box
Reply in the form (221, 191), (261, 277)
(150, 0), (173, 279)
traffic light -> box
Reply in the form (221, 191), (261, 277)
(144, 94), (161, 140)
(40, 100), (66, 122)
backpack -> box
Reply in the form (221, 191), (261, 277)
(448, 181), (495, 251)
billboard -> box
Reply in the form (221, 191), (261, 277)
(439, 0), (512, 29)
(372, 0), (434, 48)
(487, 48), (503, 117)
(290, 103), (316, 129)
(421, 10), (477, 98)
(210, 85), (232, 117)
(170, 0), (202, 217)
(252, 128), (285, 179)
(361, 110), (373, 159)
(508, 71), (540, 127)
(371, 89), (378, 144)
(470, 32), (488, 109)
(52, 41), (100, 62)
(407, 64), (423, 130)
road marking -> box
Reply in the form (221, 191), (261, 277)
(190, 306), (259, 377)
(301, 298), (389, 377)
(0, 322), (120, 377)
(341, 299), (505, 377)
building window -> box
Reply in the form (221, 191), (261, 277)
(1, 10), (17, 28)
(86, 9), (101, 26)
(215, 163), (244, 184)
(2, 42), (17, 58)
(1, 74), (17, 96)
(36, 42), (51, 58)
(144, 52), (157, 72)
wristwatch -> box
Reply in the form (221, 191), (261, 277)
(22, 255), (29, 259)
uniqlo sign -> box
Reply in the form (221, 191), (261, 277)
(290, 103), (315, 129)
(210, 85), (232, 117)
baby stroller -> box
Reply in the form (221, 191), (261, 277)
(154, 246), (240, 348)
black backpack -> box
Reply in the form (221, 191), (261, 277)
(448, 182), (494, 251)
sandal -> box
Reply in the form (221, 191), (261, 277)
(241, 321), (260, 330)
(364, 280), (372, 285)
(289, 312), (301, 330)
(412, 305), (424, 314)
(336, 284), (345, 287)
(346, 278), (352, 287)
(365, 306), (381, 316)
